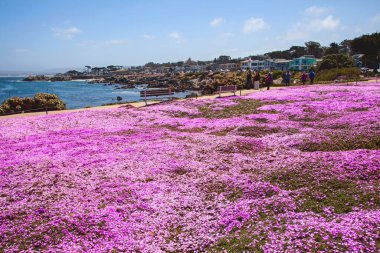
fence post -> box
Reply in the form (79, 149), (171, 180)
(45, 107), (48, 115)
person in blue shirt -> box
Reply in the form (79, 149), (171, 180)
(284, 71), (291, 86)
(309, 70), (315, 84)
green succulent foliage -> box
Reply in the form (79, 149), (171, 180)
(0, 93), (66, 114)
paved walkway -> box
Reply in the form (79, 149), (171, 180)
(1, 79), (378, 119)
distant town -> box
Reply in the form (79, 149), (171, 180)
(25, 53), (366, 79)
(23, 33), (379, 93)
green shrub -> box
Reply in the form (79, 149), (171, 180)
(0, 93), (66, 115)
(317, 54), (355, 71)
(272, 70), (283, 79)
(315, 67), (361, 82)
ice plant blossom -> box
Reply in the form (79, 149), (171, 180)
(1, 82), (380, 252)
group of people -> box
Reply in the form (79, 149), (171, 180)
(246, 69), (316, 90)
(301, 70), (315, 85)
(245, 69), (273, 91)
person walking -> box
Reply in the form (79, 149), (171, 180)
(284, 71), (291, 86)
(253, 70), (260, 90)
(265, 72), (273, 90)
(309, 70), (315, 84)
(246, 69), (252, 90)
(301, 71), (307, 85)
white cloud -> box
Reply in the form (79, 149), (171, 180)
(309, 15), (341, 31)
(143, 34), (156, 40)
(169, 32), (181, 40)
(243, 18), (269, 34)
(282, 5), (342, 41)
(169, 32), (183, 43)
(52, 27), (81, 39)
(105, 39), (128, 45)
(304, 6), (329, 16)
(210, 17), (224, 27)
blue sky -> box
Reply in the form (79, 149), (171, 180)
(0, 0), (379, 71)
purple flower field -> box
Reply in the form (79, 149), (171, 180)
(1, 83), (380, 252)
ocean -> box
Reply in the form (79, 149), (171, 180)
(0, 77), (191, 109)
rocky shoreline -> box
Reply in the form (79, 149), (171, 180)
(23, 74), (194, 92)
(22, 71), (254, 94)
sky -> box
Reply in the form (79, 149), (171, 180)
(0, 0), (379, 72)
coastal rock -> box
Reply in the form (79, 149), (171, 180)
(23, 75), (50, 82)
(50, 76), (73, 82)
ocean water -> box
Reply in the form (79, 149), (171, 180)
(0, 77), (191, 109)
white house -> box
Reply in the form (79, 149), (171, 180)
(241, 59), (253, 69)
(241, 58), (291, 71)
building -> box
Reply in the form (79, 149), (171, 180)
(184, 64), (207, 72)
(110, 69), (130, 76)
(271, 59), (292, 71)
(289, 56), (317, 71)
(250, 60), (266, 70)
(241, 58), (291, 71)
(241, 58), (252, 69)
(352, 54), (365, 68)
(219, 63), (240, 71)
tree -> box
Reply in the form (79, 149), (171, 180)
(65, 70), (80, 76)
(350, 32), (380, 69)
(339, 40), (352, 55)
(305, 41), (323, 58)
(144, 62), (158, 68)
(289, 46), (307, 58)
(324, 43), (340, 55)
(91, 67), (102, 75)
(317, 54), (355, 71)
(106, 65), (119, 71)
(265, 50), (292, 59)
(176, 61), (184, 67)
(216, 55), (231, 63)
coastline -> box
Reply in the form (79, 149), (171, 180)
(1, 79), (378, 119)
(0, 87), (265, 119)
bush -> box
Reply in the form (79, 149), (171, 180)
(0, 93), (66, 115)
(272, 70), (283, 79)
(317, 54), (355, 71)
(315, 67), (361, 82)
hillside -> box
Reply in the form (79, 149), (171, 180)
(1, 82), (379, 252)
